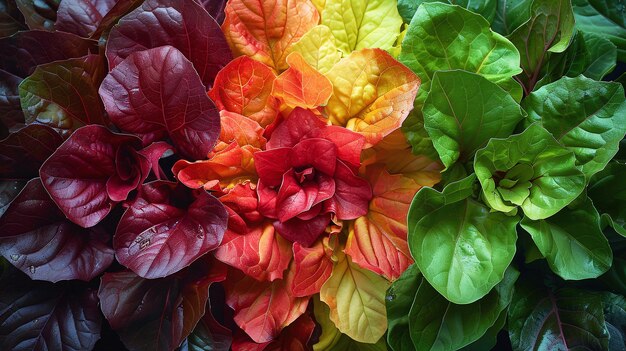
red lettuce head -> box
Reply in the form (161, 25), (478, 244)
(254, 108), (372, 246)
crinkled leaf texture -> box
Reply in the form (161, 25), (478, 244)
(114, 181), (228, 279)
(19, 54), (107, 138)
(325, 48), (420, 147)
(508, 278), (609, 350)
(0, 124), (62, 179)
(99, 260), (222, 351)
(398, 2), (522, 156)
(221, 0), (319, 71)
(0, 178), (114, 282)
(100, 45), (220, 160)
(320, 250), (390, 343)
(474, 123), (586, 220)
(520, 197), (612, 280)
(0, 268), (102, 351)
(423, 70), (525, 169)
(106, 0), (232, 89)
(55, 0), (117, 37)
(224, 268), (309, 344)
(408, 175), (518, 304)
(0, 30), (96, 78)
(39, 125), (150, 228)
(523, 76), (626, 180)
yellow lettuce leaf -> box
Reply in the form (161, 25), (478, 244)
(290, 25), (342, 74)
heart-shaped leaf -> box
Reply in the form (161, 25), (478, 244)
(100, 45), (220, 160)
(0, 178), (114, 282)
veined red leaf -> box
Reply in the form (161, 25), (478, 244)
(345, 166), (423, 281)
(100, 45), (220, 160)
(55, 0), (117, 37)
(214, 111), (267, 152)
(215, 222), (292, 282)
(0, 70), (24, 136)
(272, 52), (333, 110)
(19, 54), (107, 138)
(15, 0), (58, 30)
(39, 125), (150, 228)
(291, 239), (333, 297)
(0, 178), (114, 282)
(232, 313), (315, 351)
(221, 0), (319, 71)
(106, 0), (232, 89)
(0, 124), (62, 179)
(99, 260), (223, 351)
(193, 0), (227, 24)
(89, 0), (144, 39)
(114, 181), (228, 279)
(224, 268), (310, 343)
(0, 30), (97, 78)
(208, 57), (279, 128)
(0, 268), (102, 351)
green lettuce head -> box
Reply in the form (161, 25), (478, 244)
(474, 123), (585, 220)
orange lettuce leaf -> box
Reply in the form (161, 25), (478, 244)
(213, 110), (267, 152)
(208, 57), (279, 128)
(291, 239), (333, 297)
(324, 48), (420, 147)
(215, 222), (292, 282)
(272, 52), (333, 111)
(173, 143), (258, 191)
(290, 25), (341, 74)
(345, 166), (422, 281)
(224, 268), (310, 344)
(232, 313), (315, 351)
(319, 250), (390, 343)
(221, 0), (320, 71)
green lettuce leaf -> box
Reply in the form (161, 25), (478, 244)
(321, 0), (403, 55)
(491, 0), (532, 35)
(386, 264), (420, 351)
(508, 281), (609, 351)
(407, 268), (518, 351)
(423, 70), (525, 169)
(523, 76), (626, 180)
(508, 0), (575, 94)
(407, 175), (518, 304)
(474, 123), (585, 220)
(520, 197), (613, 280)
(589, 162), (626, 236)
(573, 0), (626, 61)
(398, 2), (522, 157)
(602, 292), (626, 350)
(397, 0), (497, 24)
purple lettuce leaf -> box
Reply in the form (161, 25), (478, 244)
(55, 0), (117, 37)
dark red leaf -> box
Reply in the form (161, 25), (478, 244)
(266, 109), (328, 149)
(20, 54), (107, 137)
(39, 125), (149, 228)
(0, 0), (26, 38)
(88, 0), (142, 39)
(106, 0), (232, 89)
(193, 0), (226, 24)
(0, 178), (114, 282)
(0, 269), (102, 351)
(0, 179), (25, 216)
(55, 0), (117, 37)
(331, 161), (372, 219)
(0, 124), (62, 179)
(0, 69), (24, 137)
(114, 181), (228, 279)
(0, 30), (96, 77)
(14, 0), (59, 30)
(138, 141), (174, 181)
(100, 45), (220, 160)
(98, 259), (224, 351)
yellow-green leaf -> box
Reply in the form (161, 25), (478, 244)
(321, 0), (403, 55)
(320, 250), (390, 344)
(291, 25), (342, 74)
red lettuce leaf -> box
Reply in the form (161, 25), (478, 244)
(291, 240), (333, 297)
(98, 258), (224, 351)
(114, 180), (228, 279)
(0, 179), (25, 217)
(0, 124), (62, 179)
(0, 178), (114, 282)
(55, 0), (117, 37)
(88, 0), (143, 39)
(193, 0), (226, 24)
(106, 0), (232, 89)
(0, 69), (24, 137)
(231, 313), (315, 351)
(0, 30), (97, 77)
(0, 267), (102, 351)
(19, 54), (107, 137)
(39, 125), (150, 228)
(100, 45), (220, 160)
(0, 0), (26, 37)
(15, 0), (59, 30)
